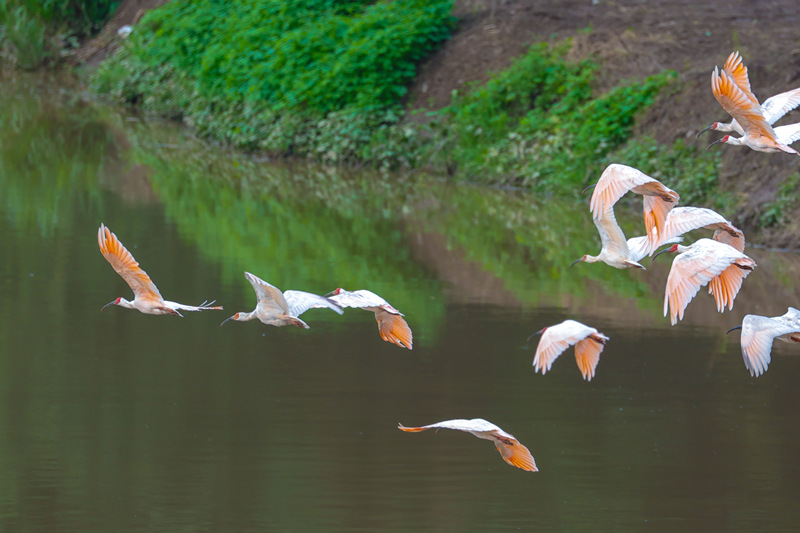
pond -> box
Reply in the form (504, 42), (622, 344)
(1, 73), (799, 532)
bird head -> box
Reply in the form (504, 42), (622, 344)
(220, 312), (240, 326)
(325, 288), (344, 297)
(652, 244), (679, 262)
(526, 327), (547, 342)
(696, 123), (719, 138)
(706, 136), (729, 151)
(100, 297), (122, 312)
(570, 255), (588, 268)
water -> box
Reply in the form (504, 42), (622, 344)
(2, 73), (800, 532)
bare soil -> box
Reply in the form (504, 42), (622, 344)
(79, 0), (800, 246)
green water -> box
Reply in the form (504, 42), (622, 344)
(1, 73), (799, 532)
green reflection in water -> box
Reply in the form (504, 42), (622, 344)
(0, 74), (116, 233)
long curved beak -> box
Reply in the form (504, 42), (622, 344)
(570, 257), (584, 268)
(726, 325), (742, 335)
(652, 247), (672, 262)
(220, 315), (235, 327)
(526, 329), (545, 342)
(100, 300), (116, 312)
(696, 124), (714, 138)
(581, 184), (597, 194)
(324, 291), (336, 297)
(706, 138), (724, 151)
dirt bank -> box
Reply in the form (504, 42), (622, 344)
(81, 0), (800, 246)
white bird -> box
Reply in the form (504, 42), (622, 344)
(627, 206), (745, 258)
(699, 51), (800, 137)
(221, 272), (342, 328)
(727, 308), (800, 377)
(325, 288), (412, 349)
(573, 164), (680, 268)
(98, 223), (222, 316)
(653, 239), (757, 325)
(398, 418), (537, 472)
(707, 66), (799, 154)
(528, 320), (609, 381)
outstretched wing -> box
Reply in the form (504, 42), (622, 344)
(711, 67), (776, 141)
(244, 272), (290, 315)
(398, 418), (502, 434)
(573, 333), (608, 381)
(374, 310), (413, 349)
(722, 50), (759, 106)
(97, 223), (162, 301)
(761, 88), (800, 125)
(328, 289), (403, 314)
(492, 435), (538, 472)
(738, 314), (800, 377)
(533, 320), (597, 375)
(283, 290), (344, 318)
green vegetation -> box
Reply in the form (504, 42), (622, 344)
(0, 0), (118, 68)
(759, 172), (799, 228)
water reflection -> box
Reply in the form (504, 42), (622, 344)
(1, 74), (800, 532)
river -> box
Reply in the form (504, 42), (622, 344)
(1, 73), (799, 532)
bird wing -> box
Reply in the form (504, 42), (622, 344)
(593, 208), (631, 259)
(761, 87), (800, 124)
(722, 50), (759, 107)
(533, 320), (597, 375)
(328, 289), (402, 314)
(398, 418), (503, 434)
(663, 240), (749, 325)
(774, 123), (800, 146)
(244, 272), (291, 315)
(711, 228), (746, 253)
(573, 333), (608, 381)
(374, 309), (413, 349)
(707, 262), (752, 312)
(492, 434), (538, 472)
(283, 290), (344, 318)
(738, 314), (800, 377)
(711, 67), (776, 141)
(97, 224), (163, 302)
(627, 235), (682, 263)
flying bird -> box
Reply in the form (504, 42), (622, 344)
(97, 223), (222, 316)
(628, 206), (744, 258)
(398, 418), (537, 472)
(325, 288), (412, 349)
(707, 66), (799, 154)
(727, 308), (800, 377)
(221, 272), (342, 328)
(654, 239), (756, 325)
(573, 164), (680, 268)
(699, 51), (800, 137)
(528, 320), (609, 381)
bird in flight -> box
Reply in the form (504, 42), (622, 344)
(221, 272), (342, 328)
(699, 51), (800, 138)
(727, 308), (800, 377)
(528, 320), (609, 381)
(573, 164), (680, 268)
(654, 239), (756, 325)
(398, 418), (537, 472)
(325, 288), (412, 349)
(97, 223), (222, 316)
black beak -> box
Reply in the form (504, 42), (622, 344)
(652, 247), (673, 262)
(696, 124), (714, 138)
(569, 257), (584, 268)
(220, 315), (235, 327)
(706, 138), (724, 151)
(526, 329), (545, 343)
(726, 325), (743, 335)
(581, 184), (597, 194)
(100, 300), (116, 312)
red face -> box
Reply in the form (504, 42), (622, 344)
(115, 297), (122, 304)
(669, 244), (679, 252)
(722, 135), (730, 142)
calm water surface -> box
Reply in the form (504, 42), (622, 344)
(2, 74), (800, 532)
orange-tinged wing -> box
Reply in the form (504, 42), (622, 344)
(642, 191), (679, 253)
(707, 263), (752, 312)
(574, 334), (608, 381)
(493, 436), (538, 472)
(533, 320), (598, 375)
(711, 67), (776, 141)
(375, 310), (413, 349)
(722, 51), (759, 106)
(97, 223), (162, 301)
